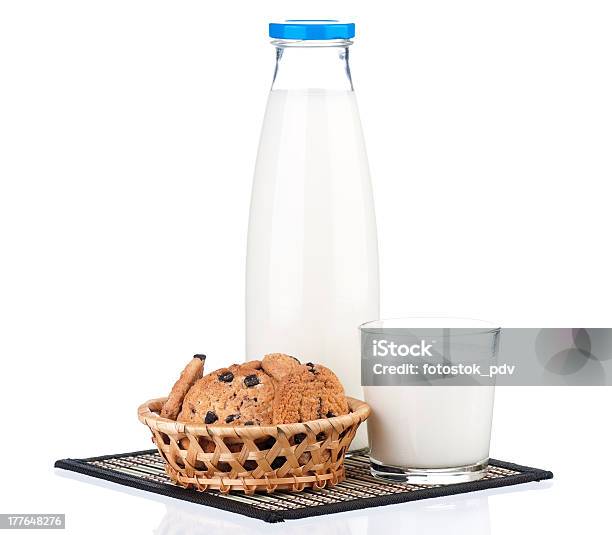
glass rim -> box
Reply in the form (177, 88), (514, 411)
(359, 316), (501, 336)
(271, 38), (353, 48)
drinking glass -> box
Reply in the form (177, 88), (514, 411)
(361, 318), (500, 484)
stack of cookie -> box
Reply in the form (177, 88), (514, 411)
(160, 353), (349, 427)
(139, 351), (370, 491)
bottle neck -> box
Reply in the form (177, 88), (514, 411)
(270, 40), (354, 92)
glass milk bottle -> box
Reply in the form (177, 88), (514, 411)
(246, 21), (379, 449)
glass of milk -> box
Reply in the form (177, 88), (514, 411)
(361, 318), (500, 484)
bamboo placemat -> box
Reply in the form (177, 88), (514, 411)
(55, 450), (553, 523)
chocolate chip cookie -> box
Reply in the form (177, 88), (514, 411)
(272, 362), (349, 424)
(260, 352), (302, 380)
(160, 354), (205, 420)
(172, 353), (349, 427)
(177, 360), (276, 425)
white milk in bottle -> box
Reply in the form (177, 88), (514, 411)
(246, 21), (379, 449)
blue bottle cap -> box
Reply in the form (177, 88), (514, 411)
(269, 20), (355, 40)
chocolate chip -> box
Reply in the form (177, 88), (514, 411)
(225, 413), (239, 423)
(193, 354), (206, 361)
(218, 371), (234, 383)
(326, 411), (336, 418)
(271, 457), (286, 469)
(305, 362), (314, 367)
(294, 433), (306, 444)
(244, 421), (255, 426)
(288, 355), (301, 364)
(244, 374), (260, 387)
(204, 411), (218, 424)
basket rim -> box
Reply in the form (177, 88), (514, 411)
(138, 396), (370, 436)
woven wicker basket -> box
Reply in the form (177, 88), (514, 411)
(138, 396), (370, 494)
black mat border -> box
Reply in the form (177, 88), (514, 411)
(55, 449), (553, 523)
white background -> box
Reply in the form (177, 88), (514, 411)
(1, 1), (611, 534)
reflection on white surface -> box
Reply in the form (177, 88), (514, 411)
(154, 500), (364, 535)
(55, 467), (553, 535)
(152, 493), (490, 535)
(366, 495), (490, 535)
